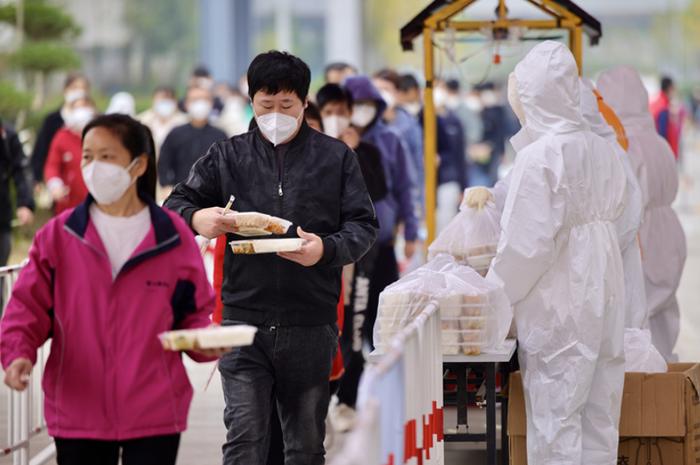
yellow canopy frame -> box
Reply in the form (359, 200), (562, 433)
(401, 0), (602, 244)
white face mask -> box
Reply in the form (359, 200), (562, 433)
(64, 89), (87, 105)
(446, 95), (461, 110)
(403, 102), (421, 117)
(66, 107), (95, 132)
(481, 89), (498, 107)
(188, 99), (212, 121)
(465, 95), (483, 112)
(322, 115), (351, 138)
(255, 110), (303, 146)
(154, 99), (176, 118)
(433, 88), (448, 108)
(379, 90), (396, 109)
(351, 104), (377, 128)
(82, 159), (139, 205)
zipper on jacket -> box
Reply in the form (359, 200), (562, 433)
(277, 149), (285, 198)
(274, 146), (285, 306)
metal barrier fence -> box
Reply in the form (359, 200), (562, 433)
(0, 262), (56, 465)
(331, 302), (444, 465)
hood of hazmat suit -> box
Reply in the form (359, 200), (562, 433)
(486, 41), (627, 465)
(597, 66), (687, 362)
(580, 77), (648, 329)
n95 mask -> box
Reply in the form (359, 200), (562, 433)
(256, 110), (303, 146)
(82, 159), (138, 205)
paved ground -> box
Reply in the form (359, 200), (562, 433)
(3, 129), (700, 465)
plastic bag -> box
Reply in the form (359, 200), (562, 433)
(624, 328), (667, 373)
(428, 196), (501, 276)
(437, 259), (512, 355)
(374, 254), (513, 356)
(373, 263), (445, 351)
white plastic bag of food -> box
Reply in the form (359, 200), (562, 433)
(624, 328), (667, 373)
(428, 196), (501, 276)
(373, 265), (445, 351)
(438, 259), (512, 355)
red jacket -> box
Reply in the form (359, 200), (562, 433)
(650, 92), (682, 159)
(44, 127), (88, 214)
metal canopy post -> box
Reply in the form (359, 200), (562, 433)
(423, 26), (438, 246)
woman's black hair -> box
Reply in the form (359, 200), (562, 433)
(247, 51), (311, 102)
(82, 114), (157, 200)
(316, 83), (354, 112)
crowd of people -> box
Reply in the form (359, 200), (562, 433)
(0, 40), (690, 465)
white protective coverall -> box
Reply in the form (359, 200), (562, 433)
(579, 78), (647, 329)
(597, 66), (687, 362)
(487, 41), (627, 465)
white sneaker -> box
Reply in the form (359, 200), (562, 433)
(329, 402), (356, 433)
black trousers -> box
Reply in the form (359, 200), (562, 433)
(219, 322), (337, 465)
(54, 434), (180, 465)
(337, 242), (397, 408)
(0, 230), (11, 311)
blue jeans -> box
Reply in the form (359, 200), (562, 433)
(219, 321), (338, 465)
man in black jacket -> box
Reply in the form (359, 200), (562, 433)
(165, 51), (378, 465)
(1, 123), (34, 268)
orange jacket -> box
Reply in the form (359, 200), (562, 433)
(593, 89), (629, 151)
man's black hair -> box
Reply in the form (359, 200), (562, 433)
(475, 81), (495, 92)
(193, 65), (211, 78)
(446, 79), (460, 92)
(316, 83), (354, 111)
(397, 73), (420, 92)
(154, 86), (176, 98)
(374, 69), (400, 88)
(247, 51), (311, 101)
(661, 76), (674, 94)
(324, 62), (357, 78)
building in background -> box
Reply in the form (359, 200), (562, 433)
(198, 0), (363, 88)
(53, 0), (696, 94)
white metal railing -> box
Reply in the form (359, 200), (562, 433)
(0, 262), (55, 465)
(331, 302), (444, 465)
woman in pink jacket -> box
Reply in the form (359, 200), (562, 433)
(1, 114), (217, 465)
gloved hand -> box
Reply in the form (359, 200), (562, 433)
(462, 187), (494, 211)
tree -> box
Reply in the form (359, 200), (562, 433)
(0, 0), (82, 115)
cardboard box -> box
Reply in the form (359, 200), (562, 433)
(508, 364), (700, 465)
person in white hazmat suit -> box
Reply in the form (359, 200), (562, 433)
(486, 41), (628, 465)
(579, 78), (647, 330)
(597, 66), (687, 362)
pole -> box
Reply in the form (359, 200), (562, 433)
(569, 26), (583, 75)
(423, 27), (438, 245)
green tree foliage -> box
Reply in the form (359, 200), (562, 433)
(0, 81), (31, 120)
(0, 0), (82, 119)
(0, 0), (80, 40)
(11, 42), (80, 73)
